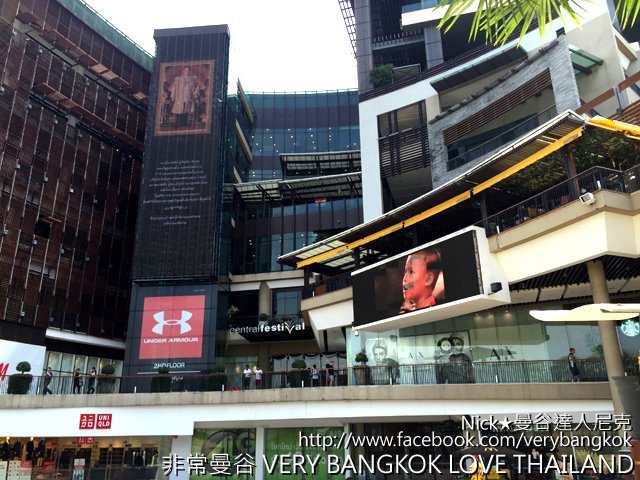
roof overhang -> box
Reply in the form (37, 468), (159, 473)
(279, 110), (587, 272)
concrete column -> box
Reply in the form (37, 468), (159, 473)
(354, 0), (373, 92)
(549, 36), (581, 112)
(586, 260), (624, 414)
(423, 25), (444, 68)
(255, 427), (265, 480)
(168, 435), (192, 480)
(258, 281), (270, 317)
(154, 436), (172, 480)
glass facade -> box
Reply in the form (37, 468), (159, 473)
(231, 90), (362, 275)
(347, 303), (610, 384)
(247, 91), (360, 180)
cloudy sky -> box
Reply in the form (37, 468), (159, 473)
(84, 0), (358, 92)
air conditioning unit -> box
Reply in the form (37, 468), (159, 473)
(579, 192), (596, 205)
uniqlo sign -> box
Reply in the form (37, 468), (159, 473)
(79, 414), (112, 430)
(138, 295), (205, 359)
(79, 414), (95, 429)
(96, 414), (112, 429)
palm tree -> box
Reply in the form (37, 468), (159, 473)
(435, 0), (640, 45)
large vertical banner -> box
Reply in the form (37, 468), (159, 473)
(133, 25), (230, 280)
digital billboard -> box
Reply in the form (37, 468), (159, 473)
(352, 227), (511, 331)
(123, 283), (218, 379)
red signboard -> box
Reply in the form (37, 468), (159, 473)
(96, 414), (112, 429)
(77, 437), (95, 444)
(139, 295), (205, 359)
(80, 414), (111, 430)
(79, 414), (95, 430)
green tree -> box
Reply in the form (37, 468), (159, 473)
(436, 0), (640, 45)
(370, 64), (395, 88)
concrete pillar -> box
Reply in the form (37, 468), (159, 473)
(168, 435), (192, 480)
(423, 25), (444, 68)
(586, 260), (624, 414)
(258, 281), (270, 317)
(549, 36), (581, 112)
(154, 436), (173, 480)
(255, 427), (265, 480)
(354, 0), (373, 92)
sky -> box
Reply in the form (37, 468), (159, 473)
(83, 0), (358, 93)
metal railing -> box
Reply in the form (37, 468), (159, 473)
(1, 358), (631, 396)
(302, 272), (353, 299)
(476, 164), (640, 235)
(446, 108), (556, 170)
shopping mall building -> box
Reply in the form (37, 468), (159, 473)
(0, 0), (639, 479)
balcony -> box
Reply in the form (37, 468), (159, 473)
(2, 358), (636, 398)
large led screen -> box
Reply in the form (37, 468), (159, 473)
(352, 230), (482, 327)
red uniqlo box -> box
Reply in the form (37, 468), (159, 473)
(138, 295), (205, 359)
(79, 414), (95, 430)
(96, 413), (112, 429)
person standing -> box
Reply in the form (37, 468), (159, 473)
(568, 347), (581, 382)
(311, 365), (319, 387)
(254, 366), (263, 389)
(43, 367), (53, 395)
(326, 360), (336, 386)
(242, 365), (252, 390)
(87, 367), (97, 394)
(72, 368), (82, 394)
(170, 66), (198, 128)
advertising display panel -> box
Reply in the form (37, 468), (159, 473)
(352, 227), (510, 331)
(133, 25), (230, 280)
(0, 339), (46, 379)
(123, 284), (218, 380)
(191, 428), (256, 479)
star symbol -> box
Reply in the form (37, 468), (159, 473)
(499, 417), (512, 430)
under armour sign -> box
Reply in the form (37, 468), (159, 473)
(152, 310), (193, 335)
(139, 295), (205, 359)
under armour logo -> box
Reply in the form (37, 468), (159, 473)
(152, 310), (192, 335)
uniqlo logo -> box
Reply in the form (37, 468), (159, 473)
(79, 414), (95, 429)
(139, 295), (205, 359)
(96, 414), (112, 429)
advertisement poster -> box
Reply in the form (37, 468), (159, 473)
(264, 427), (344, 480)
(138, 295), (206, 360)
(191, 428), (256, 479)
(0, 461), (7, 480)
(0, 339), (46, 380)
(72, 458), (85, 480)
(6, 461), (31, 480)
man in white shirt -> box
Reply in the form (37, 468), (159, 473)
(242, 365), (252, 390)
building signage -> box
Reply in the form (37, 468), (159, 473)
(0, 340), (46, 380)
(79, 414), (112, 430)
(77, 437), (94, 445)
(139, 295), (205, 359)
(229, 317), (314, 342)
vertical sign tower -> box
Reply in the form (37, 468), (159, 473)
(124, 26), (230, 383)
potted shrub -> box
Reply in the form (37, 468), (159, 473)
(354, 350), (370, 385)
(288, 359), (310, 388)
(150, 366), (171, 393)
(8, 361), (33, 394)
(259, 313), (269, 325)
(208, 364), (228, 391)
(97, 363), (116, 393)
(369, 64), (395, 88)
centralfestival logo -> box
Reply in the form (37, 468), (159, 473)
(139, 295), (205, 359)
